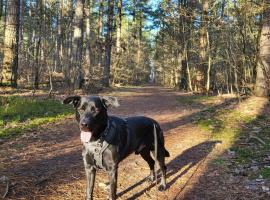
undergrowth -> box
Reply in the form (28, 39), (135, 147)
(177, 94), (270, 179)
(0, 96), (73, 139)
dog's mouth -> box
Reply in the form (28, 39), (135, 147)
(80, 131), (92, 143)
(80, 126), (93, 143)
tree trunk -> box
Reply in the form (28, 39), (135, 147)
(254, 7), (270, 97)
(1, 0), (20, 87)
(34, 0), (43, 89)
(103, 0), (114, 87)
(85, 0), (93, 79)
(65, 0), (74, 86)
(97, 0), (104, 68)
(55, 0), (63, 73)
(112, 0), (122, 85)
(116, 0), (122, 54)
(206, 30), (211, 93)
(197, 0), (208, 92)
(73, 0), (85, 89)
(0, 0), (3, 20)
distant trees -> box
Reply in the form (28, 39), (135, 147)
(154, 0), (269, 95)
(0, 0), (268, 96)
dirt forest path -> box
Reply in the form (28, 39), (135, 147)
(0, 86), (259, 200)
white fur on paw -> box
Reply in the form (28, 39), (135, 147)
(99, 182), (110, 190)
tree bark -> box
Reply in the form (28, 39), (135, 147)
(72, 0), (85, 89)
(197, 0), (209, 92)
(1, 0), (20, 87)
(34, 0), (43, 89)
(255, 6), (270, 97)
(85, 0), (93, 79)
(0, 0), (3, 20)
(65, 0), (74, 86)
(97, 0), (104, 68)
(103, 0), (114, 87)
(55, 0), (63, 73)
(116, 0), (122, 54)
(206, 30), (211, 93)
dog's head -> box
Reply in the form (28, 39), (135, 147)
(63, 95), (119, 142)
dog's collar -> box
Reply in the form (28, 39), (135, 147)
(99, 118), (111, 141)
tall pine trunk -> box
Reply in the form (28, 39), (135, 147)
(0, 0), (3, 20)
(255, 6), (270, 97)
(197, 0), (208, 92)
(1, 0), (20, 87)
(72, 0), (85, 89)
(97, 0), (104, 69)
(33, 0), (43, 89)
(55, 0), (63, 73)
(85, 0), (93, 79)
(116, 0), (122, 54)
(103, 0), (114, 87)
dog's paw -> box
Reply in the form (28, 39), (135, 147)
(158, 184), (167, 191)
(146, 175), (155, 183)
(99, 182), (110, 191)
(107, 196), (117, 200)
(147, 171), (155, 183)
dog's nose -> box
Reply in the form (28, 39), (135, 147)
(80, 122), (88, 128)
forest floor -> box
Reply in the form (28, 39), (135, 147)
(0, 86), (270, 200)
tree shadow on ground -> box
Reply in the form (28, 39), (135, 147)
(0, 148), (84, 199)
(161, 97), (240, 132)
(181, 100), (270, 200)
(118, 140), (221, 199)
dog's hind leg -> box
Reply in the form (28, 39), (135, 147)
(156, 148), (167, 191)
(140, 147), (155, 182)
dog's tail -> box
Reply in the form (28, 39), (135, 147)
(153, 123), (158, 161)
(153, 124), (170, 158)
(153, 124), (158, 192)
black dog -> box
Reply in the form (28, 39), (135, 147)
(63, 95), (170, 200)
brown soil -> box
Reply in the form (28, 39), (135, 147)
(0, 86), (267, 200)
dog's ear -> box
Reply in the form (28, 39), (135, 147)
(101, 96), (119, 108)
(63, 96), (81, 108)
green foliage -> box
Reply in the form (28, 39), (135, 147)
(177, 95), (270, 181)
(259, 167), (270, 179)
(176, 95), (217, 106)
(230, 146), (255, 163)
(213, 158), (226, 167)
(196, 105), (255, 145)
(189, 95), (270, 180)
(0, 96), (73, 138)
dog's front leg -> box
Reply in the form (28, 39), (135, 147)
(108, 168), (118, 200)
(85, 166), (96, 200)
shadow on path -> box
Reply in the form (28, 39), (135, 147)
(118, 141), (221, 199)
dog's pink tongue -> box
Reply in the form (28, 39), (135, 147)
(80, 131), (92, 143)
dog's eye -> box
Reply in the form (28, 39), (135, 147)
(91, 107), (96, 112)
(80, 105), (86, 111)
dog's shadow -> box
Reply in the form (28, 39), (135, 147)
(118, 140), (221, 199)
